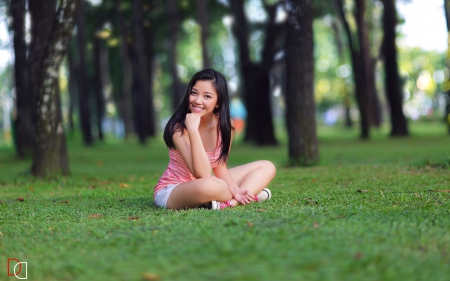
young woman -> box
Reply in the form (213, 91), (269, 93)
(154, 69), (276, 210)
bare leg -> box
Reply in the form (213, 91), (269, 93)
(227, 160), (276, 206)
(166, 177), (233, 209)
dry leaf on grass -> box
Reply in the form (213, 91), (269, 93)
(15, 197), (24, 202)
(435, 190), (450, 193)
(354, 252), (363, 260)
(356, 190), (368, 193)
(120, 183), (130, 188)
(142, 273), (160, 281)
(257, 209), (267, 212)
(127, 216), (140, 221)
(313, 222), (320, 229)
(88, 214), (103, 219)
(61, 200), (69, 204)
(247, 221), (253, 228)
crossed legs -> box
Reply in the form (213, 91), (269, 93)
(166, 160), (276, 210)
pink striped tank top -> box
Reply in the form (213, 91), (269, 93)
(154, 133), (222, 197)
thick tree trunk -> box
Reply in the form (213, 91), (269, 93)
(132, 0), (155, 144)
(335, 0), (369, 139)
(229, 0), (277, 145)
(284, 0), (319, 166)
(196, 0), (210, 69)
(167, 0), (183, 110)
(76, 0), (93, 145)
(355, 0), (382, 128)
(114, 0), (134, 139)
(144, 24), (157, 137)
(382, 0), (408, 136)
(30, 0), (77, 177)
(11, 0), (33, 158)
(444, 0), (450, 133)
(93, 34), (105, 141)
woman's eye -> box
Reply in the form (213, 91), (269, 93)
(205, 95), (211, 99)
(190, 92), (197, 95)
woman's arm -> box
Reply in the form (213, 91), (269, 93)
(173, 114), (211, 178)
(213, 122), (254, 204)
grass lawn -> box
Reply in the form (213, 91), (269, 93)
(0, 122), (449, 281)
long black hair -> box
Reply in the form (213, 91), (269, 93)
(163, 69), (233, 163)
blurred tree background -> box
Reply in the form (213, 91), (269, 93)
(0, 0), (448, 176)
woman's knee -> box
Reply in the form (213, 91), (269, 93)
(260, 160), (276, 177)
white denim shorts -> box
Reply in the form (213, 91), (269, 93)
(154, 184), (179, 208)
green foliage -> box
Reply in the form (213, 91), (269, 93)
(1, 122), (449, 280)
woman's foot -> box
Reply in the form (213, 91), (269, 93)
(255, 188), (271, 202)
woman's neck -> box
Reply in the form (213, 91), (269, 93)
(198, 113), (216, 131)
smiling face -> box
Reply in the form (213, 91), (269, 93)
(189, 80), (219, 117)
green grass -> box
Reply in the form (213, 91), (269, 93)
(0, 122), (449, 281)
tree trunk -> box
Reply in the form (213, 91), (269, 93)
(335, 0), (369, 139)
(114, 0), (134, 139)
(30, 0), (77, 177)
(144, 24), (157, 137)
(196, 0), (210, 69)
(355, 0), (382, 128)
(132, 0), (155, 144)
(382, 0), (408, 136)
(284, 0), (319, 166)
(11, 0), (33, 158)
(76, 0), (93, 145)
(167, 0), (183, 110)
(229, 0), (277, 145)
(444, 0), (450, 133)
(93, 33), (105, 141)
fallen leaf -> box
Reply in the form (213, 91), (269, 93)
(120, 183), (130, 188)
(414, 193), (419, 197)
(127, 216), (140, 221)
(379, 190), (385, 198)
(313, 222), (320, 228)
(29, 187), (34, 191)
(257, 209), (267, 212)
(435, 190), (450, 193)
(142, 273), (160, 281)
(15, 197), (24, 202)
(61, 200), (69, 204)
(247, 221), (253, 228)
(0, 231), (3, 236)
(354, 252), (363, 260)
(311, 179), (317, 183)
(357, 190), (368, 193)
(88, 214), (103, 219)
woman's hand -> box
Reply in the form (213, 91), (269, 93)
(185, 113), (201, 132)
(233, 188), (255, 205)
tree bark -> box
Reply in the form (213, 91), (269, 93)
(355, 0), (382, 128)
(284, 0), (319, 166)
(11, 0), (33, 158)
(93, 32), (105, 141)
(132, 0), (155, 144)
(76, 0), (93, 145)
(229, 0), (277, 145)
(381, 0), (408, 136)
(444, 0), (450, 133)
(196, 0), (210, 69)
(114, 0), (134, 139)
(30, 0), (77, 177)
(167, 0), (183, 110)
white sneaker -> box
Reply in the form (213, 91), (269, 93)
(257, 188), (272, 202)
(208, 200), (232, 210)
